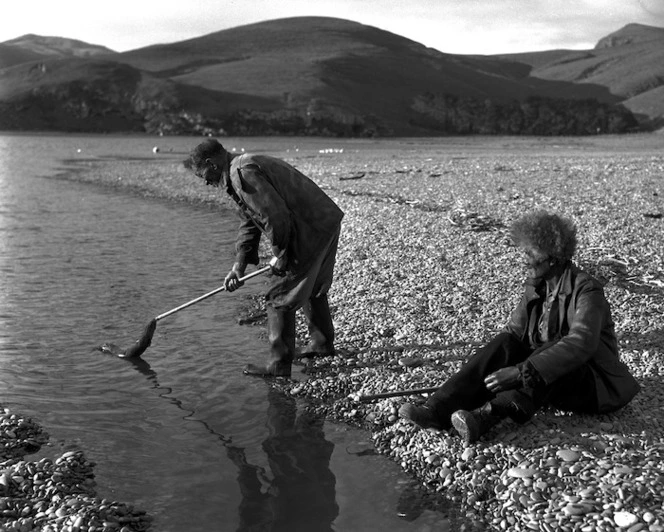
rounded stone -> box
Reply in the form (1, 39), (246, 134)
(439, 467), (453, 479)
(507, 467), (537, 478)
(398, 357), (423, 368)
(564, 503), (591, 516)
(556, 449), (581, 462)
(461, 448), (476, 461)
(612, 465), (634, 475)
(613, 511), (638, 527)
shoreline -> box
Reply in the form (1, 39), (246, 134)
(0, 406), (153, 531)
(11, 136), (664, 531)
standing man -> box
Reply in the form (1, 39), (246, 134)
(186, 139), (344, 377)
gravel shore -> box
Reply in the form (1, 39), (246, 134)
(0, 406), (152, 531)
(30, 134), (664, 531)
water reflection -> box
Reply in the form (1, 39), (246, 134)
(124, 356), (339, 532)
(246, 388), (338, 531)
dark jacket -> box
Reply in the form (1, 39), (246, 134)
(504, 262), (639, 413)
(225, 154), (344, 273)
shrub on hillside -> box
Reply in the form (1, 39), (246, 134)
(410, 93), (639, 135)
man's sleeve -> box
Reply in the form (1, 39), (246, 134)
(235, 212), (262, 267)
(516, 360), (545, 389)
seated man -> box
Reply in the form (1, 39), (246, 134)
(399, 210), (640, 444)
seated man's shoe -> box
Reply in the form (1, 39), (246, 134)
(243, 362), (291, 377)
(451, 403), (501, 444)
(398, 403), (443, 430)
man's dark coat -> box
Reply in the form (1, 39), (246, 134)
(505, 262), (640, 413)
(226, 153), (344, 273)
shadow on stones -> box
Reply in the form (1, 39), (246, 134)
(623, 327), (664, 351)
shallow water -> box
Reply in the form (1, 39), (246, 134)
(0, 133), (454, 531)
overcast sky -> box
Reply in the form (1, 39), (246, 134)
(2, 0), (664, 55)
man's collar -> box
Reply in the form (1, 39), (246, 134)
(558, 261), (575, 295)
(524, 261), (574, 299)
(220, 151), (234, 189)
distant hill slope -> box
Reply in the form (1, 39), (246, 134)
(0, 17), (655, 135)
(0, 43), (45, 69)
(113, 16), (619, 103)
(496, 24), (664, 126)
(0, 34), (116, 68)
(108, 17), (625, 134)
(0, 56), (278, 133)
(595, 23), (664, 48)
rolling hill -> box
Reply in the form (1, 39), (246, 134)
(495, 23), (664, 128)
(0, 17), (659, 135)
(0, 34), (115, 68)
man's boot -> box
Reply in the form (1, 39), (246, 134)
(297, 295), (335, 358)
(451, 403), (503, 444)
(244, 307), (295, 377)
(398, 403), (445, 431)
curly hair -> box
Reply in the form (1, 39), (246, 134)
(510, 210), (577, 262)
(184, 138), (226, 170)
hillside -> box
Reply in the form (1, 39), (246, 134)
(0, 56), (279, 133)
(0, 43), (45, 69)
(496, 24), (664, 126)
(0, 34), (115, 68)
(0, 18), (656, 135)
(113, 17), (542, 101)
(109, 17), (624, 134)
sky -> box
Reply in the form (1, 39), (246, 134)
(1, 0), (664, 55)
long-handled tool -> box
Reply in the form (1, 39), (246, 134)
(358, 386), (439, 403)
(113, 265), (272, 359)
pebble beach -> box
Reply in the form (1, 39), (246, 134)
(6, 134), (663, 531)
(0, 407), (152, 531)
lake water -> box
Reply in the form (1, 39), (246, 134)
(0, 133), (454, 531)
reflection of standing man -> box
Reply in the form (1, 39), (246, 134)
(186, 139), (344, 377)
(226, 388), (339, 531)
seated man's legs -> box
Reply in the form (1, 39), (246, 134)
(400, 333), (531, 430)
(453, 361), (598, 444)
(450, 382), (540, 445)
(426, 333), (532, 425)
(493, 346), (599, 420)
(545, 364), (599, 414)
